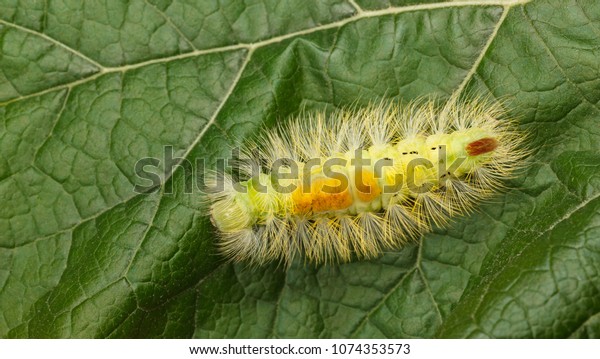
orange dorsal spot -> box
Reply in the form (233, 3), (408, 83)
(355, 169), (381, 202)
(291, 185), (313, 214)
(292, 175), (353, 214)
(466, 137), (499, 156)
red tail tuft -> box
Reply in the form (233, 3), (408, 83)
(466, 137), (498, 156)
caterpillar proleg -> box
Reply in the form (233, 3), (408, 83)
(203, 97), (527, 266)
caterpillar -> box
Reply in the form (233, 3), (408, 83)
(203, 97), (527, 266)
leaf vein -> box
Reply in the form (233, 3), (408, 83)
(141, 0), (197, 51)
(1, 0), (531, 107)
(0, 19), (104, 70)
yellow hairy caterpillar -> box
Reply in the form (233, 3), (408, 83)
(203, 97), (527, 266)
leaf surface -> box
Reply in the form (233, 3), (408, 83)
(0, 0), (598, 338)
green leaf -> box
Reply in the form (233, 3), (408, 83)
(1, 0), (598, 338)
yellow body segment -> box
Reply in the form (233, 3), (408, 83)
(355, 170), (381, 203)
(292, 174), (353, 214)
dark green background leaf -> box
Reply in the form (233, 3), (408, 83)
(0, 0), (598, 338)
